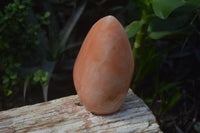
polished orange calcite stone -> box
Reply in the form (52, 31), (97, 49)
(73, 15), (134, 114)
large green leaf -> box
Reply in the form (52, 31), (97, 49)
(148, 15), (193, 39)
(169, 0), (200, 17)
(148, 15), (189, 32)
(189, 0), (200, 8)
(148, 25), (193, 39)
(125, 21), (143, 38)
(152, 0), (186, 19)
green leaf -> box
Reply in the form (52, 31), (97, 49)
(152, 0), (186, 19)
(2, 78), (9, 84)
(159, 82), (181, 93)
(144, 98), (154, 104)
(148, 15), (189, 32)
(164, 91), (180, 112)
(33, 74), (40, 82)
(44, 12), (50, 18)
(149, 31), (173, 39)
(172, 0), (200, 15)
(11, 80), (17, 85)
(10, 74), (17, 79)
(14, 63), (21, 67)
(22, 0), (31, 4)
(44, 72), (49, 77)
(40, 59), (56, 101)
(189, 0), (200, 7)
(5, 68), (11, 74)
(148, 25), (193, 39)
(35, 40), (40, 45)
(125, 21), (143, 38)
(5, 90), (12, 96)
(41, 76), (47, 82)
(14, 0), (20, 5)
(18, 5), (25, 9)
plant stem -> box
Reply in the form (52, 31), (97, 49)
(131, 5), (155, 90)
(133, 9), (149, 70)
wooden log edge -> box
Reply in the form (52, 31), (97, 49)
(0, 89), (163, 133)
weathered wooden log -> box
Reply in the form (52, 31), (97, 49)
(0, 89), (162, 133)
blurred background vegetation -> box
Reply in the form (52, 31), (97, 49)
(0, 0), (200, 132)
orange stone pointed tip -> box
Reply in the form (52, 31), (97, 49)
(73, 15), (134, 115)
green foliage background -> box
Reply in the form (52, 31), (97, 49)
(0, 0), (50, 96)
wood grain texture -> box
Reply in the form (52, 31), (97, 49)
(0, 89), (162, 133)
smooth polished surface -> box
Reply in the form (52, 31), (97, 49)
(73, 15), (134, 114)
